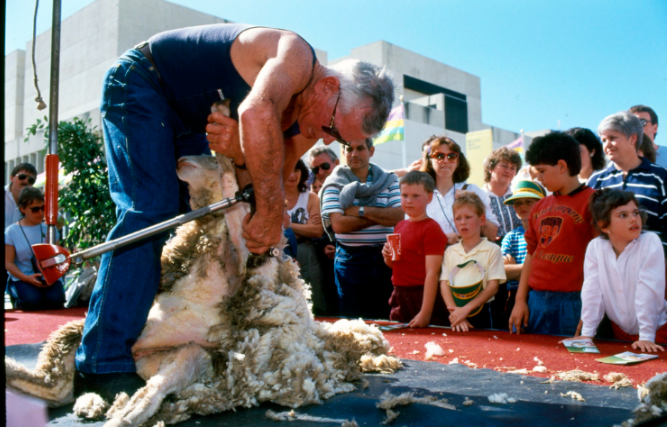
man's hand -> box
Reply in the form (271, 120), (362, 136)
(308, 213), (322, 226)
(408, 310), (431, 328)
(503, 254), (516, 265)
(632, 340), (665, 353)
(242, 212), (283, 254)
(508, 300), (529, 334)
(323, 244), (335, 260)
(25, 273), (47, 287)
(205, 112), (242, 163)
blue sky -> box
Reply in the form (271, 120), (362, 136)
(5, 0), (667, 145)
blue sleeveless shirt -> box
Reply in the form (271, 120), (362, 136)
(148, 23), (315, 136)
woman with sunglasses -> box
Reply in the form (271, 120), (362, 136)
(5, 163), (38, 230)
(285, 159), (326, 313)
(421, 136), (499, 245)
(4, 187), (65, 310)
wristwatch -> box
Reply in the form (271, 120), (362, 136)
(358, 206), (365, 217)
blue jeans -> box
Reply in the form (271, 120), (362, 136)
(527, 290), (581, 336)
(334, 243), (393, 320)
(7, 279), (65, 311)
(75, 49), (210, 374)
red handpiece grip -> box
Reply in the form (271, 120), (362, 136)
(45, 154), (59, 225)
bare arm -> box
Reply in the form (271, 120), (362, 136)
(504, 264), (523, 281)
(482, 222), (499, 241)
(508, 253), (533, 333)
(343, 206), (405, 227)
(409, 255), (443, 327)
(5, 244), (43, 287)
(291, 192), (324, 239)
(329, 212), (376, 234)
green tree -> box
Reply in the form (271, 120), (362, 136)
(26, 117), (115, 251)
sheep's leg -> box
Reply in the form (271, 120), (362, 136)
(104, 344), (212, 427)
(5, 320), (83, 407)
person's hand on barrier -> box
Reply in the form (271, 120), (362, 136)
(451, 318), (474, 332)
(632, 340), (665, 353)
(574, 319), (583, 337)
(508, 301), (529, 334)
(447, 305), (472, 328)
(242, 212), (283, 254)
(409, 311), (431, 328)
(205, 112), (242, 163)
(323, 244), (336, 260)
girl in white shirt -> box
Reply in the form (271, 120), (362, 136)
(578, 188), (667, 352)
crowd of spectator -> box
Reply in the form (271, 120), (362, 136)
(6, 104), (667, 353)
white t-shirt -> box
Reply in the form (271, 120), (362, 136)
(426, 182), (499, 236)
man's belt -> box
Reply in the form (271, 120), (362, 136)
(135, 41), (164, 84)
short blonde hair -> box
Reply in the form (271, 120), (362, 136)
(452, 192), (485, 217)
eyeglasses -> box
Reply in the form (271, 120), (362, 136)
(29, 205), (45, 213)
(17, 173), (36, 185)
(321, 91), (350, 147)
(639, 118), (653, 126)
(429, 152), (459, 162)
(311, 162), (331, 175)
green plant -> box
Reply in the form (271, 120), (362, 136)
(26, 117), (115, 251)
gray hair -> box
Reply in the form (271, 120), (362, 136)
(308, 146), (338, 166)
(326, 59), (395, 135)
(598, 111), (643, 151)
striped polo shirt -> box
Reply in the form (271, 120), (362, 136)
(483, 184), (522, 239)
(587, 157), (667, 255)
(501, 225), (527, 291)
(321, 167), (401, 246)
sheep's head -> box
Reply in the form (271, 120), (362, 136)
(177, 156), (224, 209)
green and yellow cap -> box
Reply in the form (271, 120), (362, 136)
(504, 180), (547, 205)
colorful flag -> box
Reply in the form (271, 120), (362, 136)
(507, 135), (524, 155)
(373, 104), (404, 146)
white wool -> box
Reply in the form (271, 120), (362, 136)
(532, 366), (547, 373)
(73, 393), (108, 419)
(424, 342), (445, 360)
(488, 393), (509, 404)
(561, 391), (585, 402)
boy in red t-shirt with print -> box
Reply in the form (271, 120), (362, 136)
(382, 171), (448, 327)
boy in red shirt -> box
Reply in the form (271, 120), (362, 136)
(382, 171), (448, 327)
(509, 132), (596, 336)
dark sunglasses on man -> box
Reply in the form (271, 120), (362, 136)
(29, 205), (45, 213)
(639, 118), (652, 126)
(311, 163), (331, 175)
(429, 152), (459, 162)
(17, 173), (36, 185)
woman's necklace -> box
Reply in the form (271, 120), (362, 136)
(435, 185), (457, 233)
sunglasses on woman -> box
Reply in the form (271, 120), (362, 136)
(311, 163), (331, 174)
(429, 152), (459, 162)
(17, 173), (36, 185)
(28, 205), (45, 213)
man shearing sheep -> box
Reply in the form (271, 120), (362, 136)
(75, 23), (395, 397)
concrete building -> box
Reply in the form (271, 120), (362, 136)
(5, 0), (526, 184)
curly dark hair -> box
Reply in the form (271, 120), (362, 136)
(589, 188), (646, 240)
(294, 159), (310, 193)
(483, 146), (523, 183)
(420, 136), (470, 184)
(565, 127), (605, 171)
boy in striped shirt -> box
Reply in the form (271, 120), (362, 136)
(498, 180), (546, 328)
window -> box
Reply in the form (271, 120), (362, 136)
(403, 75), (468, 133)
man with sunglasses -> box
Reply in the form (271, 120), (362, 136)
(630, 105), (663, 169)
(5, 163), (37, 230)
(75, 23), (394, 400)
(309, 147), (340, 187)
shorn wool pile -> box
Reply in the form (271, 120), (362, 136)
(6, 154), (400, 427)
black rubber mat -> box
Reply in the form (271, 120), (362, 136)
(5, 343), (644, 426)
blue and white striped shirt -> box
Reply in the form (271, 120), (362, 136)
(321, 167), (401, 246)
(501, 225), (527, 291)
(587, 157), (667, 255)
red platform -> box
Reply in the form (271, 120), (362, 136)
(5, 309), (665, 387)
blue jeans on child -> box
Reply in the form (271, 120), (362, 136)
(527, 290), (581, 336)
(7, 279), (65, 310)
(334, 243), (393, 320)
(75, 48), (210, 374)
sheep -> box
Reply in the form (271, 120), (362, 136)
(6, 153), (399, 427)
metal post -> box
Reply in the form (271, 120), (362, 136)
(45, 0), (61, 244)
